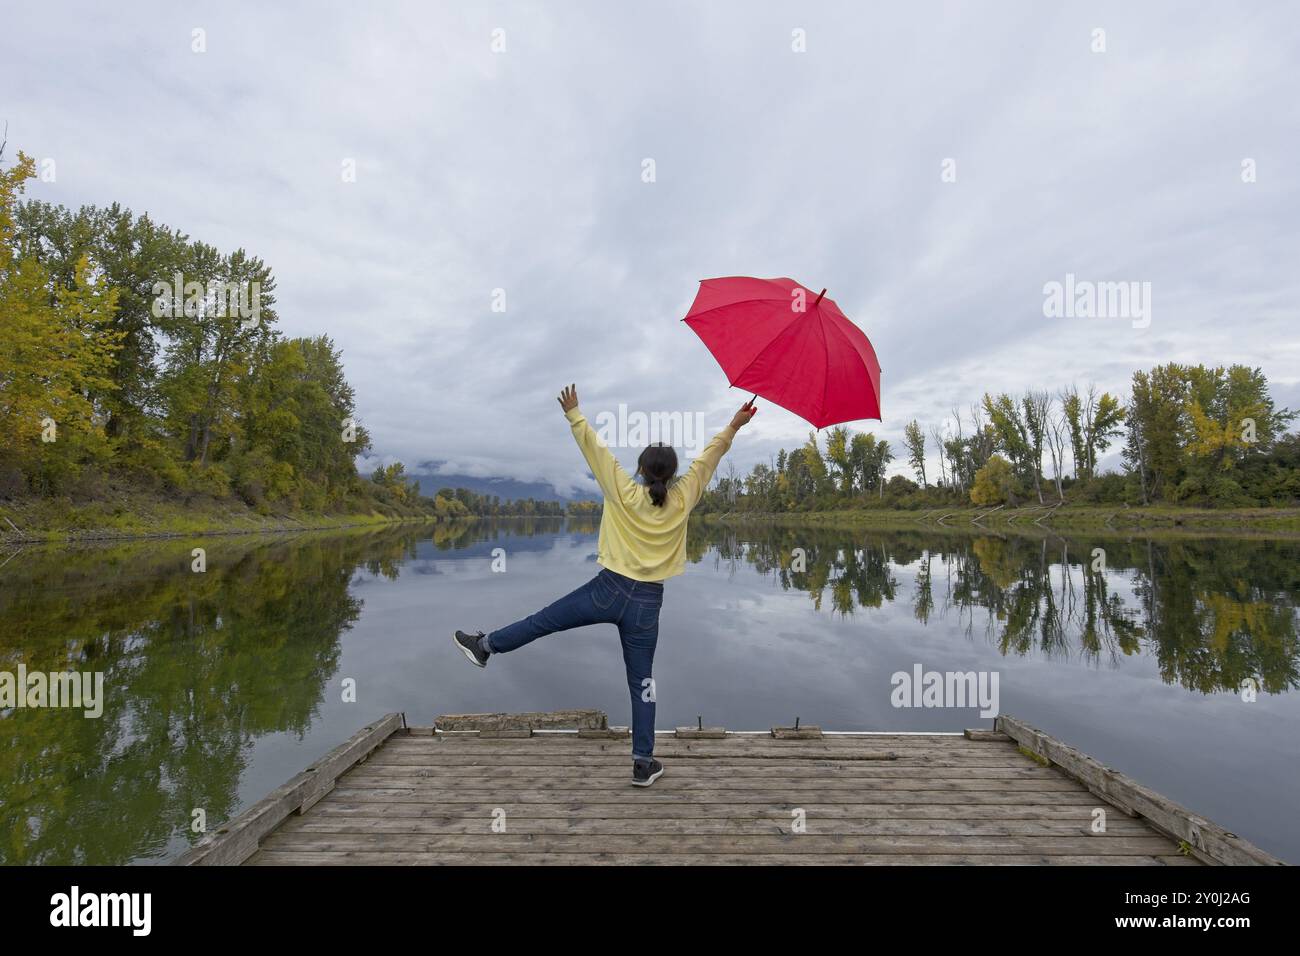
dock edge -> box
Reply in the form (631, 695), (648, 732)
(173, 712), (404, 866)
(996, 715), (1284, 866)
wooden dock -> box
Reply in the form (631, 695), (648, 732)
(175, 712), (1284, 866)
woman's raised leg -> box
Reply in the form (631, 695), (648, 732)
(478, 572), (619, 655)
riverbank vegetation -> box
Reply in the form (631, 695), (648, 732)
(2, 149), (378, 511)
(697, 367), (1297, 517)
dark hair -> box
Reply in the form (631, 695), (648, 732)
(636, 443), (678, 507)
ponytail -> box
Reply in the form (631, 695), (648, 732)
(647, 478), (668, 507)
(637, 444), (678, 508)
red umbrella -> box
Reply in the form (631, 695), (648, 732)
(682, 276), (882, 428)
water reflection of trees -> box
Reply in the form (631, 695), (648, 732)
(693, 524), (1300, 696)
(0, 519), (528, 864)
(692, 523), (899, 615)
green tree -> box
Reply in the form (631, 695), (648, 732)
(233, 336), (370, 508)
(1061, 384), (1125, 480)
(1021, 391), (1051, 504)
(15, 201), (191, 443)
(872, 440), (893, 499)
(1125, 365), (1191, 501)
(982, 393), (1030, 479)
(903, 419), (927, 486)
(824, 426), (854, 494)
(0, 152), (123, 491)
(849, 433), (878, 494)
(971, 454), (1015, 505)
(158, 243), (278, 468)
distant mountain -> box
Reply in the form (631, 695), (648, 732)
(405, 468), (595, 503)
(355, 452), (598, 502)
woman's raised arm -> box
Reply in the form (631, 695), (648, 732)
(558, 384), (639, 504)
(675, 401), (756, 511)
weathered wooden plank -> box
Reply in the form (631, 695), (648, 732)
(372, 750), (964, 764)
(381, 741), (937, 759)
(276, 816), (1156, 837)
(174, 712), (403, 866)
(361, 753), (1047, 769)
(333, 773), (1085, 792)
(306, 800), (1140, 821)
(676, 726), (727, 738)
(386, 733), (973, 748)
(255, 831), (1183, 855)
(246, 850), (1199, 866)
(382, 733), (977, 749)
(964, 729), (1011, 742)
(772, 724), (823, 739)
(388, 740), (963, 753)
(577, 727), (629, 738)
(434, 710), (607, 732)
(323, 788), (1108, 805)
(351, 761), (1065, 779)
(996, 715), (1283, 866)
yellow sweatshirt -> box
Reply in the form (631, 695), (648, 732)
(565, 406), (737, 582)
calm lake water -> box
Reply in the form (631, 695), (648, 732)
(2, 517), (1298, 864)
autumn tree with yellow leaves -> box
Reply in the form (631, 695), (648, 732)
(0, 151), (122, 492)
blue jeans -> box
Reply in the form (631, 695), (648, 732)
(486, 568), (664, 760)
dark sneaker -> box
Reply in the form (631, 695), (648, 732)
(454, 630), (489, 668)
(632, 758), (664, 787)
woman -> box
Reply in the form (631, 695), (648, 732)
(455, 384), (755, 787)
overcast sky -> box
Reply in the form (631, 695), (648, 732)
(7, 1), (1299, 494)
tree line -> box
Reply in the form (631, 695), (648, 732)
(419, 478), (570, 518)
(699, 366), (1297, 512)
(0, 147), (550, 519)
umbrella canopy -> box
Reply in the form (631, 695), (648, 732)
(682, 276), (881, 429)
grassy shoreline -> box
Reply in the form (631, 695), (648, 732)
(697, 504), (1300, 534)
(0, 491), (443, 545)
(8, 496), (1300, 546)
